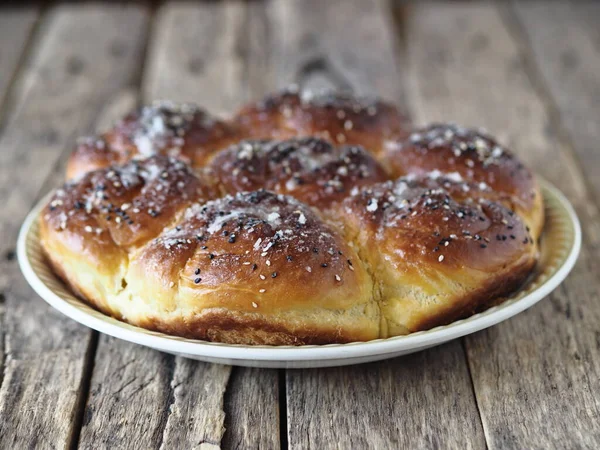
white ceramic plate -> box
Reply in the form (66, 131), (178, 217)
(18, 179), (580, 368)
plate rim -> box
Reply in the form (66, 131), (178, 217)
(17, 179), (581, 362)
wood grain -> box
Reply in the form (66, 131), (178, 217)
(404, 3), (600, 448)
(511, 1), (600, 197)
(79, 2), (280, 449)
(267, 1), (484, 448)
(0, 6), (39, 122)
(144, 0), (249, 114)
(0, 4), (149, 448)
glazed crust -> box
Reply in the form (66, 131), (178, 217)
(43, 90), (545, 345)
(341, 175), (538, 336)
(66, 101), (240, 181)
(233, 87), (412, 157)
(41, 163), (378, 344)
(381, 124), (544, 238)
(209, 137), (389, 212)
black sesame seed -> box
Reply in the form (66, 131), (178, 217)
(201, 245), (208, 250)
(347, 259), (353, 266)
(195, 268), (201, 275)
(433, 246), (439, 252)
(510, 235), (516, 239)
(313, 248), (319, 253)
(252, 263), (258, 271)
(228, 235), (236, 243)
(222, 230), (229, 236)
(286, 255), (293, 262)
(321, 263), (328, 268)
(208, 253), (215, 259)
(106, 216), (112, 221)
(480, 244), (487, 248)
(194, 277), (202, 284)
(271, 272), (278, 278)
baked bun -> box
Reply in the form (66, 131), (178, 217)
(66, 101), (239, 181)
(381, 124), (544, 239)
(341, 174), (538, 336)
(41, 158), (378, 344)
(41, 90), (545, 345)
(209, 137), (388, 213)
(40, 156), (216, 309)
(233, 87), (411, 157)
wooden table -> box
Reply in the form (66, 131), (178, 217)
(1, 1), (598, 448)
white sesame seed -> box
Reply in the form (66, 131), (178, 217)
(84, 225), (93, 233)
(252, 302), (258, 308)
(260, 274), (266, 280)
(344, 120), (353, 131)
(266, 260), (271, 266)
(306, 266), (312, 272)
(169, 281), (175, 288)
(335, 274), (341, 281)
(438, 255), (445, 262)
(259, 289), (266, 293)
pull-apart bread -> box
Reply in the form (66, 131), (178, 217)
(41, 90), (543, 345)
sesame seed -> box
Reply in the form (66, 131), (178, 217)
(252, 302), (258, 308)
(266, 260), (271, 266)
(321, 263), (328, 268)
(286, 255), (293, 262)
(306, 266), (312, 272)
(259, 289), (266, 293)
(169, 281), (175, 288)
(195, 268), (201, 275)
(209, 253), (215, 259)
(252, 263), (258, 271)
(194, 277), (201, 284)
(260, 274), (266, 280)
(84, 225), (93, 233)
(271, 272), (278, 278)
(438, 255), (445, 262)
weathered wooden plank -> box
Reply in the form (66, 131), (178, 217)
(511, 1), (600, 197)
(287, 342), (484, 449)
(269, 0), (405, 102)
(144, 0), (249, 114)
(0, 4), (149, 448)
(405, 3), (600, 448)
(79, 2), (280, 449)
(266, 0), (485, 448)
(0, 6), (39, 122)
(221, 367), (280, 450)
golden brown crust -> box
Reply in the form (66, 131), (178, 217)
(41, 173), (379, 344)
(381, 124), (544, 238)
(66, 101), (240, 180)
(341, 175), (538, 335)
(233, 87), (412, 157)
(209, 137), (389, 211)
(44, 91), (546, 345)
